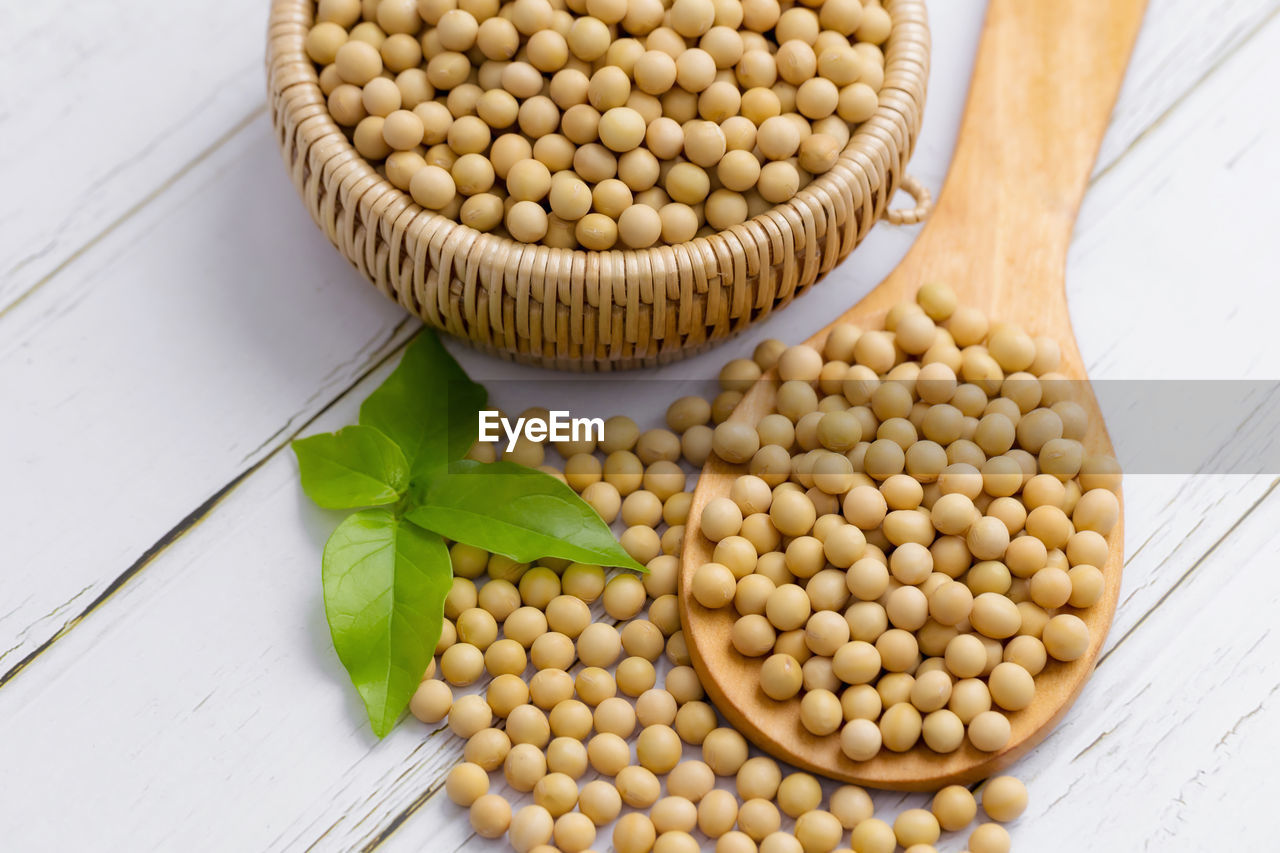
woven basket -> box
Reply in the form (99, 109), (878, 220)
(267, 0), (930, 370)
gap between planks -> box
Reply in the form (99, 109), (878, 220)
(1095, 475), (1280, 670)
(0, 315), (415, 688)
(1091, 1), (1280, 188)
(0, 105), (265, 322)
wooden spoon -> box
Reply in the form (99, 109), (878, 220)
(679, 0), (1146, 790)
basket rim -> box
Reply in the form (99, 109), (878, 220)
(266, 0), (930, 265)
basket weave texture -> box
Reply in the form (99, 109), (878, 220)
(267, 0), (930, 370)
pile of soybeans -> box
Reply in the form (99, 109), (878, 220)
(692, 282), (1119, 761)
(406, 282), (1116, 852)
(303, 0), (894, 248)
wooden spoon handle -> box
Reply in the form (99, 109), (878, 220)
(898, 0), (1147, 322)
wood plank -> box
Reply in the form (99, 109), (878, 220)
(1, 0), (272, 310)
(993, 473), (1280, 851)
(1097, 0), (1280, 172)
(0, 118), (414, 677)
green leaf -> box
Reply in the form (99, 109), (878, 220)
(359, 330), (488, 477)
(292, 425), (410, 509)
(322, 510), (451, 737)
(406, 460), (647, 573)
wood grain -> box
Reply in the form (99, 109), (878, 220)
(681, 0), (1147, 790)
(0, 0), (271, 312)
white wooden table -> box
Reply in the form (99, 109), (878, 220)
(4, 1), (1280, 850)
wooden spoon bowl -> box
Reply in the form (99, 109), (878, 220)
(679, 0), (1146, 790)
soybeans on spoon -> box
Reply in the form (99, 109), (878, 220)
(680, 0), (1147, 790)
